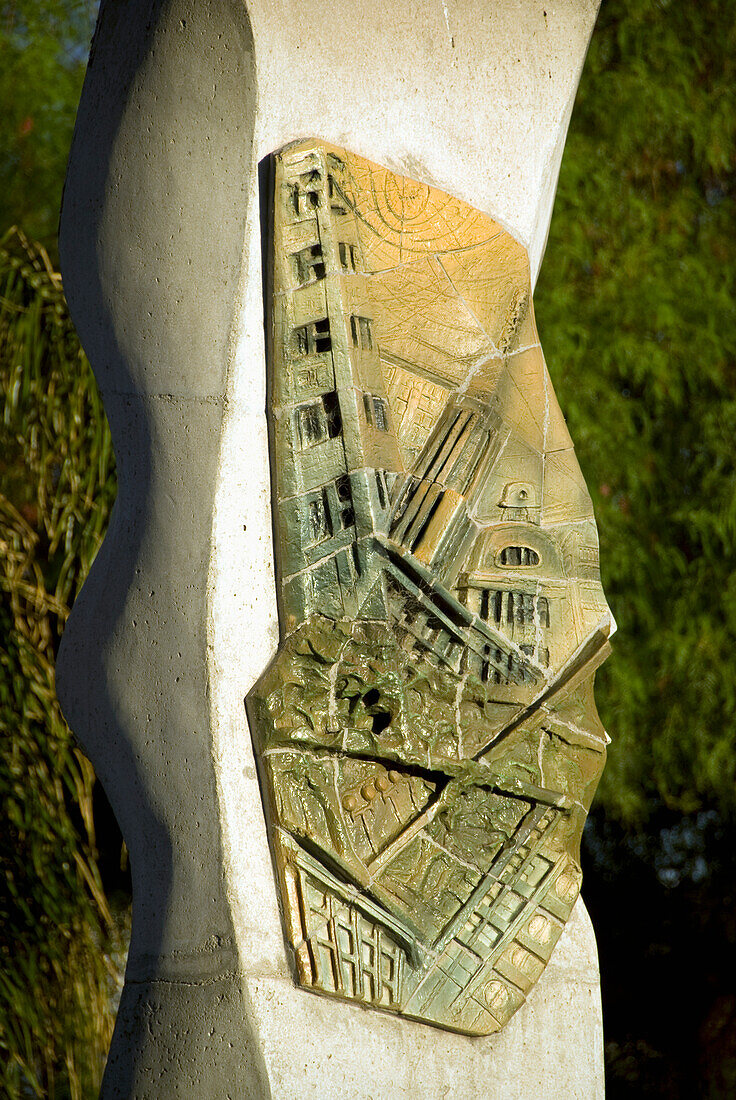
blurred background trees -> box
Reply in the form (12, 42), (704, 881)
(1, 4), (125, 1096)
(0, 0), (97, 249)
(0, 0), (734, 1095)
(534, 4), (736, 1095)
(0, 228), (122, 1099)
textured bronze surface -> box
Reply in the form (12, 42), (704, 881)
(247, 140), (612, 1035)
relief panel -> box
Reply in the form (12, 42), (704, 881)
(247, 140), (612, 1035)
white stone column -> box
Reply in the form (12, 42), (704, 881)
(58, 2), (604, 1095)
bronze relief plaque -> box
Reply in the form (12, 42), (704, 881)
(247, 140), (612, 1035)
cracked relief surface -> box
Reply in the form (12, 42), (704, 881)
(247, 140), (613, 1036)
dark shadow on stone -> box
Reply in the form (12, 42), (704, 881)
(57, 0), (271, 1094)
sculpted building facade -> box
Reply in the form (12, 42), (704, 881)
(249, 141), (612, 1035)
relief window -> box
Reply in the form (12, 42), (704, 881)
(514, 593), (536, 626)
(296, 391), (342, 449)
(297, 401), (327, 447)
(328, 174), (347, 214)
(364, 394), (389, 431)
(313, 319), (331, 353)
(303, 169), (321, 211)
(307, 491), (331, 544)
(483, 589), (550, 629)
(334, 474), (355, 529)
(292, 243), (325, 285)
(294, 317), (332, 356)
(338, 242), (359, 272)
(499, 545), (540, 566)
(322, 390), (342, 438)
(290, 183), (300, 216)
(373, 396), (388, 431)
(375, 469), (386, 509)
(291, 169), (322, 216)
(350, 314), (373, 350)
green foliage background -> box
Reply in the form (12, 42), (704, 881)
(0, 0), (734, 1096)
(533, 4), (736, 1094)
(0, 230), (120, 1098)
(535, 2), (736, 823)
(0, 0), (96, 248)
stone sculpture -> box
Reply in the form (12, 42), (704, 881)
(58, 0), (608, 1090)
(248, 140), (612, 1035)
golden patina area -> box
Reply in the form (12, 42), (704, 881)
(247, 140), (612, 1035)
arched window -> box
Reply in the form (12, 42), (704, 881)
(498, 545), (540, 566)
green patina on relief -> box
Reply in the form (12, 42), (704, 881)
(247, 140), (612, 1035)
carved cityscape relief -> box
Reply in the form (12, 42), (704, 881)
(247, 140), (613, 1035)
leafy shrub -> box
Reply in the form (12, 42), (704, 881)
(536, 0), (736, 825)
(0, 228), (120, 1100)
